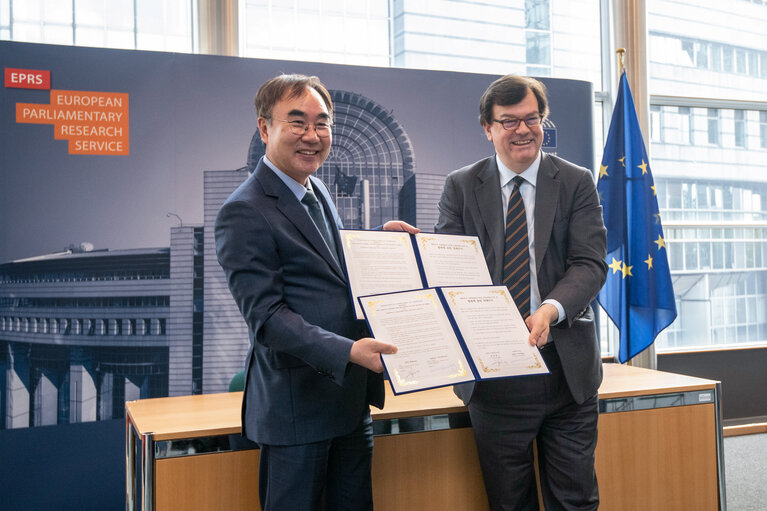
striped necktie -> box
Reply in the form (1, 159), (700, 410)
(502, 176), (531, 318)
(302, 189), (339, 263)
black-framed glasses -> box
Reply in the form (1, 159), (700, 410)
(492, 115), (542, 130)
(278, 119), (333, 137)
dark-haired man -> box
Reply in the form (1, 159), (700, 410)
(215, 74), (417, 510)
(436, 74), (607, 510)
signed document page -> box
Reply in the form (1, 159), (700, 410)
(340, 230), (424, 319)
(415, 233), (492, 287)
(442, 286), (548, 379)
(360, 289), (474, 394)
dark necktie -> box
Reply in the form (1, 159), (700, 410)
(302, 189), (339, 262)
(502, 176), (531, 318)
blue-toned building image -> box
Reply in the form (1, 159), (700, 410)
(0, 90), (425, 430)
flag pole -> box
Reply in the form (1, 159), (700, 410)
(616, 48), (625, 76)
(616, 48), (657, 369)
(621, 49), (655, 369)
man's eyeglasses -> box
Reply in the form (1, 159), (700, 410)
(278, 119), (333, 138)
(492, 115), (542, 131)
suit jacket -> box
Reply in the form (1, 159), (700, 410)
(435, 153), (607, 405)
(215, 158), (384, 446)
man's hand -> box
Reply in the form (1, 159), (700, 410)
(349, 338), (398, 373)
(382, 220), (420, 234)
(525, 303), (559, 348)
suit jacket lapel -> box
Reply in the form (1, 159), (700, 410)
(473, 158), (504, 282)
(534, 153), (560, 273)
(255, 163), (346, 281)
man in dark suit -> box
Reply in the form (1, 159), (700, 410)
(215, 74), (416, 510)
(436, 74), (607, 510)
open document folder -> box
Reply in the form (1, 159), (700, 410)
(339, 230), (493, 319)
(359, 286), (548, 395)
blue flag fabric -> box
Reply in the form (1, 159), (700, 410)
(597, 72), (677, 363)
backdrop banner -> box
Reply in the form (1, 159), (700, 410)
(0, 40), (594, 432)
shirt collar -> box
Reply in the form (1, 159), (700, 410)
(496, 151), (542, 189)
(263, 155), (314, 201)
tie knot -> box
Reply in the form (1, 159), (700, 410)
(302, 189), (319, 205)
(513, 176), (525, 189)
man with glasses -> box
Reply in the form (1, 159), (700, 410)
(436, 74), (607, 510)
(215, 74), (416, 510)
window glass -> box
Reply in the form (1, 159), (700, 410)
(2, 0), (193, 51)
(734, 110), (746, 147)
(650, 105), (662, 142)
(707, 108), (720, 145)
(710, 43), (722, 72)
(525, 0), (550, 30)
(694, 41), (708, 69)
(760, 111), (767, 148)
(723, 45), (734, 72)
(736, 48), (746, 73)
(526, 32), (550, 66)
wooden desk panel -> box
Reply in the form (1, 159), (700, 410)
(596, 404), (718, 510)
(127, 364), (723, 511)
(152, 429), (487, 511)
(372, 428), (488, 510)
(155, 451), (259, 511)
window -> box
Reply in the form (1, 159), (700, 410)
(682, 39), (694, 64)
(0, 0), (194, 52)
(748, 51), (759, 77)
(734, 110), (746, 147)
(525, 0), (552, 77)
(242, 0), (389, 67)
(654, 106), (695, 145)
(648, 33), (767, 79)
(679, 107), (694, 145)
(650, 105), (662, 143)
(707, 109), (720, 145)
(711, 43), (722, 72)
(526, 32), (551, 66)
(723, 45), (735, 72)
(736, 48), (747, 73)
(760, 111), (767, 148)
(695, 41), (708, 69)
(525, 0), (550, 30)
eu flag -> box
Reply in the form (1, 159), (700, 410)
(597, 72), (677, 363)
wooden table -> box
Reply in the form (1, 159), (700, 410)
(126, 363), (725, 510)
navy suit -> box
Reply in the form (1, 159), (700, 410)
(436, 153), (607, 510)
(215, 158), (383, 508)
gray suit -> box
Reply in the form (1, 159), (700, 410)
(436, 152), (606, 403)
(436, 152), (607, 510)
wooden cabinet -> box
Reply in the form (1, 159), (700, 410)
(126, 364), (724, 510)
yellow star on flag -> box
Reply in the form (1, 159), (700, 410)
(644, 254), (653, 269)
(599, 164), (608, 179)
(638, 160), (648, 175)
(651, 185), (656, 196)
(654, 235), (666, 250)
(621, 262), (633, 278)
(608, 257), (623, 274)
(618, 156), (626, 167)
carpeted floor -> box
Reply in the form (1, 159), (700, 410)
(724, 433), (767, 510)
